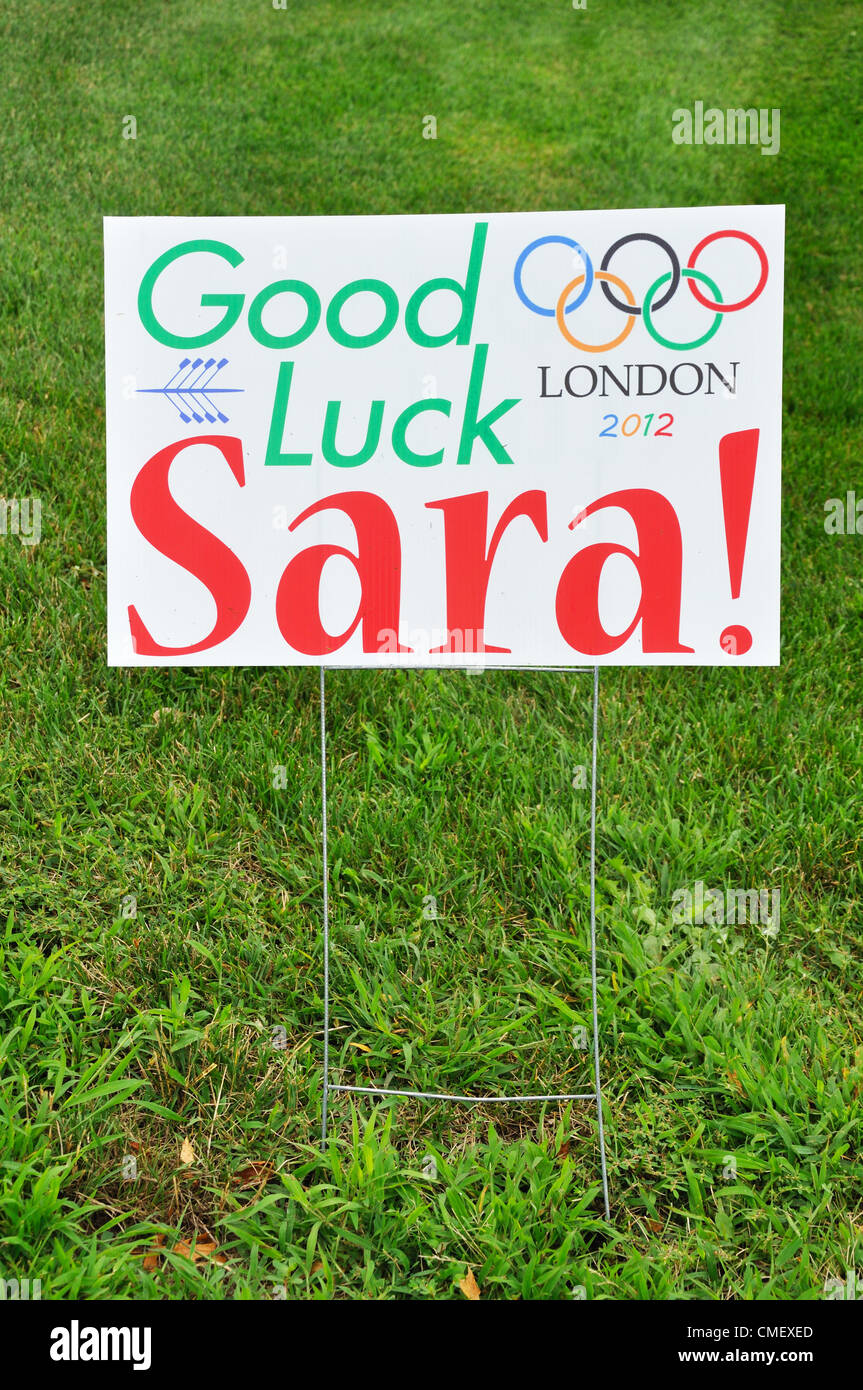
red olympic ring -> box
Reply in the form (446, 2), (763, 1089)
(686, 230), (769, 313)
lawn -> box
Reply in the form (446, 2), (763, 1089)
(0, 0), (861, 1300)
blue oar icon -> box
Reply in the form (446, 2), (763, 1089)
(137, 358), (243, 424)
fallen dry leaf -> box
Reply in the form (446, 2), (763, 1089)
(234, 1162), (274, 1188)
(172, 1239), (227, 1266)
(142, 1235), (165, 1272)
(458, 1268), (481, 1301)
(180, 1137), (195, 1165)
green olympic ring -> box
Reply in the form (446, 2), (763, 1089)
(642, 267), (723, 351)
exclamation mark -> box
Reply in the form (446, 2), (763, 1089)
(718, 427), (759, 656)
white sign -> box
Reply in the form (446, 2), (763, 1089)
(104, 206), (784, 666)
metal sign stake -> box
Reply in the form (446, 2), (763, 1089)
(319, 665), (610, 1221)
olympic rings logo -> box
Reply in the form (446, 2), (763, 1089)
(513, 230), (769, 353)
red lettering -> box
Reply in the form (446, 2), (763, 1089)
(276, 491), (409, 654)
(128, 434), (251, 656)
(556, 489), (693, 655)
(426, 490), (547, 652)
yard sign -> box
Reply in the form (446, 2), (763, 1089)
(104, 207), (783, 666)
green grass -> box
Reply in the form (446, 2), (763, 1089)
(1, 0), (862, 1299)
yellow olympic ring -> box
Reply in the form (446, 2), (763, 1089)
(555, 270), (636, 353)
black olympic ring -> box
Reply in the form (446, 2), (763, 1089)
(599, 233), (681, 317)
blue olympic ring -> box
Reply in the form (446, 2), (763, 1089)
(513, 235), (595, 317)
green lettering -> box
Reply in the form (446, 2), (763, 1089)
(405, 221), (487, 348)
(321, 400), (385, 466)
(138, 239), (244, 348)
(457, 343), (520, 465)
(392, 399), (451, 466)
(265, 362), (312, 466)
(249, 280), (320, 348)
(327, 279), (399, 348)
